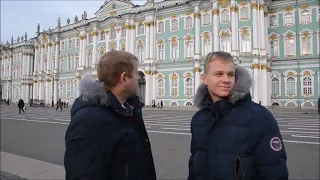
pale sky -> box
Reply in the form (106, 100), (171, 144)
(0, 0), (147, 44)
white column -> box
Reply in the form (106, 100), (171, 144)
(259, 3), (266, 55)
(6, 83), (10, 100)
(261, 64), (268, 106)
(33, 81), (37, 100)
(26, 84), (30, 104)
(145, 22), (150, 60)
(194, 67), (201, 92)
(40, 44), (44, 72)
(39, 80), (44, 101)
(130, 21), (136, 54)
(105, 32), (110, 52)
(27, 54), (31, 76)
(82, 35), (87, 67)
(47, 44), (51, 71)
(29, 84), (33, 102)
(116, 28), (121, 50)
(34, 44), (38, 73)
(145, 71), (151, 106)
(212, 7), (220, 51)
(46, 80), (50, 105)
(231, 4), (238, 56)
(152, 70), (156, 101)
(194, 7), (200, 59)
(54, 79), (58, 105)
(8, 55), (12, 77)
(92, 29), (98, 68)
(8, 81), (12, 100)
(125, 19), (130, 52)
(267, 66), (271, 106)
(55, 42), (60, 70)
(150, 22), (155, 60)
(252, 63), (260, 103)
(22, 52), (26, 76)
(265, 11), (269, 55)
(4, 56), (7, 77)
(30, 55), (34, 76)
(252, 1), (258, 54)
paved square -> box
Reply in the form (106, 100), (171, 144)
(1, 105), (319, 179)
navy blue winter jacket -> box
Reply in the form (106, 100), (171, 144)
(188, 66), (288, 180)
(64, 75), (156, 180)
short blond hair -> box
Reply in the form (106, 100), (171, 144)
(203, 51), (234, 74)
(97, 50), (138, 88)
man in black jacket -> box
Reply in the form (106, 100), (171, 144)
(64, 50), (156, 180)
(188, 52), (288, 180)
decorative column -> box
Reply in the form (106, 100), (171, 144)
(105, 31), (110, 52)
(46, 78), (50, 105)
(252, 63), (260, 103)
(267, 65), (272, 106)
(145, 21), (150, 60)
(4, 55), (7, 78)
(125, 19), (130, 52)
(144, 69), (151, 106)
(22, 51), (27, 76)
(27, 53), (31, 76)
(194, 7), (201, 59)
(92, 27), (98, 68)
(40, 43), (44, 72)
(26, 83), (30, 104)
(152, 68), (157, 101)
(53, 76), (58, 105)
(261, 63), (268, 106)
(194, 66), (201, 92)
(259, 3), (266, 55)
(252, 1), (258, 54)
(33, 79), (37, 101)
(82, 34), (87, 68)
(116, 28), (121, 50)
(212, 4), (220, 51)
(54, 39), (60, 71)
(130, 20), (136, 54)
(149, 21), (155, 60)
(34, 43), (39, 74)
(78, 36), (83, 68)
(8, 54), (12, 78)
(39, 79), (44, 102)
(264, 10), (269, 55)
(47, 42), (52, 71)
(231, 2), (239, 56)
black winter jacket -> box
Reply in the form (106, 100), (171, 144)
(64, 75), (156, 180)
(188, 66), (288, 180)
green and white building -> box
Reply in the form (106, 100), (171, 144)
(1, 0), (319, 108)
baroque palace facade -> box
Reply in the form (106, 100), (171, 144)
(0, 0), (319, 107)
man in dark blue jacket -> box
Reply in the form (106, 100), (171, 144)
(64, 50), (156, 180)
(188, 51), (288, 180)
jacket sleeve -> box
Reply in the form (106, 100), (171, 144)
(253, 111), (289, 180)
(188, 120), (196, 180)
(64, 112), (115, 180)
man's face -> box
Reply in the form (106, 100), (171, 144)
(201, 59), (235, 102)
(125, 61), (139, 96)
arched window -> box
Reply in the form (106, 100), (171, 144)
(221, 31), (231, 53)
(67, 54), (72, 71)
(284, 12), (294, 26)
(68, 39), (72, 49)
(75, 52), (79, 69)
(157, 39), (164, 61)
(302, 77), (312, 94)
(137, 40), (144, 61)
(88, 34), (93, 43)
(203, 35), (211, 57)
(137, 24), (144, 35)
(240, 7), (249, 20)
(121, 27), (126, 38)
(185, 78), (193, 95)
(202, 13), (210, 25)
(66, 81), (71, 98)
(269, 34), (279, 57)
(221, 9), (229, 23)
(269, 15), (277, 27)
(157, 79), (164, 96)
(286, 77), (295, 95)
(301, 32), (312, 55)
(240, 28), (251, 53)
(171, 37), (179, 60)
(59, 82), (63, 98)
(158, 21), (164, 33)
(171, 19), (178, 31)
(271, 78), (280, 94)
(100, 32), (105, 41)
(87, 49), (92, 67)
(185, 16), (192, 29)
(110, 29), (116, 40)
(170, 77), (178, 95)
(300, 10), (311, 24)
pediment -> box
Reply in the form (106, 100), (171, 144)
(38, 33), (49, 43)
(95, 0), (133, 17)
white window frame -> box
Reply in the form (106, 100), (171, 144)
(68, 39), (72, 49)
(220, 9), (230, 24)
(157, 21), (165, 34)
(170, 36), (179, 61)
(268, 33), (280, 58)
(66, 80), (71, 98)
(239, 6), (250, 21)
(283, 70), (298, 96)
(283, 12), (295, 27)
(271, 78), (280, 95)
(283, 31), (296, 57)
(299, 9), (311, 25)
(184, 16), (193, 30)
(73, 80), (78, 98)
(202, 13), (211, 26)
(74, 52), (79, 69)
(67, 54), (72, 71)
(76, 38), (80, 48)
(58, 81), (63, 98)
(170, 18), (179, 32)
(136, 24), (145, 36)
(269, 14), (278, 28)
(110, 29), (116, 40)
(239, 27), (252, 53)
(184, 34), (194, 59)
(136, 40), (145, 62)
(100, 32), (106, 41)
(169, 73), (179, 97)
(271, 71), (282, 96)
(299, 29), (313, 56)
(157, 39), (165, 61)
(299, 70), (315, 96)
(220, 30), (232, 53)
(317, 30), (320, 55)
(201, 32), (212, 57)
(156, 74), (165, 98)
(183, 72), (194, 96)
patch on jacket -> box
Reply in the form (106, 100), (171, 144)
(270, 137), (283, 151)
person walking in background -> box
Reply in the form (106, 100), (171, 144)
(56, 98), (63, 111)
(18, 99), (25, 114)
(188, 52), (288, 180)
(64, 50), (156, 180)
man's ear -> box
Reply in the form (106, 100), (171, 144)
(119, 72), (127, 84)
(201, 73), (208, 85)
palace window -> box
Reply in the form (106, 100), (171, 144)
(137, 40), (144, 61)
(301, 31), (312, 55)
(88, 34), (93, 43)
(76, 38), (80, 47)
(110, 29), (116, 40)
(67, 54), (72, 71)
(202, 33), (211, 57)
(59, 81), (63, 98)
(284, 32), (295, 57)
(158, 21), (164, 33)
(269, 15), (277, 28)
(171, 19), (178, 31)
(121, 27), (126, 38)
(87, 49), (92, 67)
(284, 12), (294, 26)
(60, 58), (64, 72)
(202, 13), (211, 26)
(240, 28), (251, 53)
(75, 52), (79, 69)
(73, 80), (78, 98)
(221, 9), (230, 23)
(170, 37), (179, 60)
(137, 24), (144, 35)
(239, 7), (249, 21)
(61, 42), (64, 50)
(221, 31), (231, 53)
(157, 79), (164, 96)
(286, 77), (296, 95)
(185, 77), (193, 95)
(170, 74), (179, 96)
(66, 81), (71, 98)
(269, 34), (280, 57)
(302, 77), (312, 95)
(300, 10), (311, 24)
(99, 47), (105, 57)
(100, 32), (105, 41)
(68, 40), (72, 49)
(157, 39), (164, 61)
(43, 59), (47, 71)
(120, 43), (126, 51)
(184, 35), (194, 59)
(271, 78), (280, 95)
(185, 16), (192, 29)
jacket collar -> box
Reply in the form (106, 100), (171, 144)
(194, 65), (252, 109)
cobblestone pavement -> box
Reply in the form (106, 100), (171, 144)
(0, 171), (27, 180)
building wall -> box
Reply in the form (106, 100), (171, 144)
(0, 0), (319, 108)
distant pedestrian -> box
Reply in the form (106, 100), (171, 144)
(18, 99), (25, 114)
(188, 52), (288, 180)
(64, 50), (156, 180)
(56, 98), (63, 111)
(259, 100), (262, 105)
(160, 100), (163, 109)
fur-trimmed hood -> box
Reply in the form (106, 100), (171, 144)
(193, 65), (252, 109)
